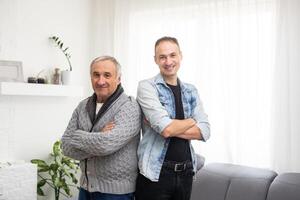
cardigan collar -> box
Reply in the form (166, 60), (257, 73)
(86, 84), (124, 126)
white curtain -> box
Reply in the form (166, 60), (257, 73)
(270, 0), (300, 173)
(93, 0), (300, 172)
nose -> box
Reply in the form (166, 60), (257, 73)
(97, 75), (106, 86)
(165, 56), (172, 65)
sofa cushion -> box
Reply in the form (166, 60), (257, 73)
(266, 173), (300, 200)
(191, 163), (277, 200)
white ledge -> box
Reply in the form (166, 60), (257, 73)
(0, 82), (83, 97)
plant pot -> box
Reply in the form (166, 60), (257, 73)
(61, 70), (72, 85)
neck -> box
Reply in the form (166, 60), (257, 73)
(96, 98), (106, 103)
(163, 75), (178, 85)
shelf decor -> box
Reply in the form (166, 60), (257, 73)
(0, 60), (24, 82)
(49, 36), (73, 85)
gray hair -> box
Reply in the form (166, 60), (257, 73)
(90, 56), (122, 77)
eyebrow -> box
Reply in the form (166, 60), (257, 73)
(92, 71), (114, 77)
(158, 52), (177, 57)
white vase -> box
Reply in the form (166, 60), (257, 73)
(61, 70), (72, 85)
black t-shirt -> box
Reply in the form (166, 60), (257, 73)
(164, 83), (192, 162)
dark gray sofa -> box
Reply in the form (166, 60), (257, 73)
(191, 163), (300, 200)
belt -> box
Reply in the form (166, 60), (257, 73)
(163, 160), (193, 172)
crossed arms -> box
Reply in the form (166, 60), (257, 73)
(137, 80), (210, 141)
(61, 100), (141, 160)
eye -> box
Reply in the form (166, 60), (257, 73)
(159, 56), (166, 61)
(170, 53), (176, 58)
(93, 72), (100, 78)
(104, 72), (112, 78)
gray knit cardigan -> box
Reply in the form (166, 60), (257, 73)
(61, 91), (141, 194)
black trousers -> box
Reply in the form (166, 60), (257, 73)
(135, 161), (194, 200)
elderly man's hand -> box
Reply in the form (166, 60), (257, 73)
(101, 121), (115, 132)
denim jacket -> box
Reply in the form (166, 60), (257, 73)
(136, 73), (210, 181)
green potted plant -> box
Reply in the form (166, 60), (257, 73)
(49, 36), (73, 84)
(31, 140), (79, 200)
(49, 36), (72, 71)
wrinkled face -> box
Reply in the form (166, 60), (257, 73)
(154, 41), (182, 80)
(91, 60), (120, 103)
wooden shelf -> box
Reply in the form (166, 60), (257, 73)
(0, 82), (83, 97)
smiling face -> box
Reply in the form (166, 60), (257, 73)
(154, 40), (182, 85)
(90, 60), (120, 103)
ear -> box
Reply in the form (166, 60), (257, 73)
(154, 55), (158, 65)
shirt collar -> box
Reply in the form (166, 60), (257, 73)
(154, 73), (183, 89)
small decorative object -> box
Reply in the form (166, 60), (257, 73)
(0, 60), (24, 82)
(27, 77), (37, 83)
(27, 69), (49, 84)
(49, 36), (73, 85)
(37, 77), (46, 84)
(61, 70), (71, 85)
(31, 140), (79, 200)
(36, 68), (49, 84)
(52, 68), (61, 85)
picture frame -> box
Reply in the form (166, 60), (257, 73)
(0, 60), (24, 82)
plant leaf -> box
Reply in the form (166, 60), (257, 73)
(37, 179), (47, 187)
(37, 187), (45, 196)
(54, 178), (63, 188)
(49, 163), (59, 172)
(70, 173), (78, 184)
(61, 181), (71, 196)
(33, 140), (79, 198)
(38, 166), (50, 172)
(31, 159), (48, 168)
(53, 140), (61, 156)
(62, 167), (71, 178)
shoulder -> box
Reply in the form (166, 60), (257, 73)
(138, 74), (163, 94)
(137, 78), (158, 99)
(180, 81), (197, 92)
(119, 94), (141, 114)
(120, 93), (140, 107)
(138, 76), (156, 88)
(138, 73), (163, 87)
(75, 97), (89, 110)
(127, 95), (140, 109)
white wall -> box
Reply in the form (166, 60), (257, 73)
(0, 0), (93, 165)
(0, 1), (97, 199)
(91, 0), (116, 57)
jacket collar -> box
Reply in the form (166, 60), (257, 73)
(154, 73), (184, 90)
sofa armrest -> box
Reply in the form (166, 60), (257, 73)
(267, 173), (300, 200)
(196, 154), (205, 171)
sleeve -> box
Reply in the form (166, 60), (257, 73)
(69, 99), (141, 156)
(191, 86), (210, 141)
(61, 106), (94, 160)
(136, 80), (172, 134)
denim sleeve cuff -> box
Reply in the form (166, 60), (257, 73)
(152, 117), (172, 135)
(197, 123), (210, 141)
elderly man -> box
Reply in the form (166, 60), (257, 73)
(61, 56), (141, 200)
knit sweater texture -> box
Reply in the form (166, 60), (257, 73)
(61, 90), (141, 194)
